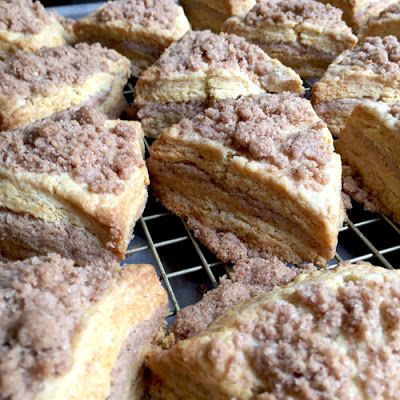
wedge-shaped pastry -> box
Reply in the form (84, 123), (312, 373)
(336, 101), (400, 224)
(0, 107), (149, 265)
(134, 30), (304, 137)
(222, 0), (357, 78)
(149, 262), (400, 400)
(181, 0), (256, 32)
(0, 43), (130, 131)
(360, 3), (400, 40)
(312, 35), (400, 137)
(0, 0), (73, 60)
(317, 0), (400, 31)
(148, 94), (344, 266)
(74, 0), (190, 78)
(0, 254), (168, 400)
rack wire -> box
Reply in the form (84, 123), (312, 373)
(121, 82), (400, 322)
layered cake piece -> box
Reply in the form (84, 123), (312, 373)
(133, 30), (304, 137)
(148, 94), (344, 266)
(222, 0), (357, 78)
(0, 107), (149, 265)
(336, 102), (400, 224)
(360, 3), (400, 40)
(149, 262), (400, 399)
(312, 35), (400, 137)
(0, 254), (168, 400)
(181, 0), (256, 32)
(0, 43), (130, 131)
(74, 0), (190, 77)
(0, 0), (73, 60)
(317, 0), (400, 31)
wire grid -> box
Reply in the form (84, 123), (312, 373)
(122, 85), (400, 322)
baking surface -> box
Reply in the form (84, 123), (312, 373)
(56, 4), (400, 323)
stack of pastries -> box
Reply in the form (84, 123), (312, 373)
(0, 0), (399, 399)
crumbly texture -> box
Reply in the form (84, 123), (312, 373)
(372, 2), (400, 20)
(0, 0), (50, 34)
(96, 0), (178, 29)
(172, 257), (300, 340)
(0, 254), (116, 400)
(0, 43), (121, 98)
(338, 36), (400, 77)
(0, 107), (142, 194)
(178, 94), (331, 187)
(244, 0), (345, 27)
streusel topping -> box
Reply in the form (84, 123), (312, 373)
(375, 3), (400, 20)
(178, 93), (332, 187)
(96, 0), (178, 29)
(0, 107), (142, 194)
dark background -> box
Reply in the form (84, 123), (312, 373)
(41, 0), (101, 6)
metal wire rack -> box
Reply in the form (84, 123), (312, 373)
(121, 82), (400, 322)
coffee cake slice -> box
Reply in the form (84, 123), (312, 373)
(0, 0), (73, 61)
(312, 35), (400, 137)
(0, 107), (149, 265)
(133, 30), (304, 137)
(223, 0), (357, 78)
(0, 43), (130, 131)
(148, 94), (344, 266)
(336, 101), (400, 224)
(0, 254), (168, 400)
(181, 0), (256, 32)
(316, 0), (400, 31)
(149, 262), (400, 400)
(74, 0), (190, 78)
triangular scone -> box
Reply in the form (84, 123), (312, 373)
(148, 94), (344, 266)
(312, 35), (400, 137)
(0, 254), (168, 400)
(360, 3), (400, 40)
(317, 0), (400, 31)
(134, 30), (304, 137)
(74, 0), (190, 77)
(336, 101), (400, 224)
(181, 0), (256, 32)
(223, 0), (357, 78)
(0, 107), (149, 265)
(149, 262), (400, 400)
(0, 43), (130, 131)
(0, 0), (72, 60)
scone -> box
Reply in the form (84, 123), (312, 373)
(360, 3), (400, 40)
(133, 30), (304, 137)
(0, 254), (168, 400)
(312, 35), (400, 137)
(317, 0), (400, 31)
(74, 0), (190, 77)
(148, 94), (344, 266)
(181, 0), (256, 32)
(0, 43), (130, 131)
(222, 0), (357, 78)
(149, 262), (400, 400)
(0, 107), (149, 265)
(0, 0), (72, 60)
(336, 101), (400, 224)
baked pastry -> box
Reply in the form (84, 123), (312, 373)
(0, 107), (149, 265)
(148, 93), (345, 266)
(0, 0), (73, 60)
(180, 0), (256, 32)
(312, 35), (400, 137)
(222, 0), (357, 78)
(0, 43), (130, 131)
(360, 3), (400, 40)
(317, 0), (400, 31)
(336, 101), (400, 224)
(133, 30), (304, 137)
(0, 253), (168, 400)
(149, 262), (400, 400)
(74, 0), (190, 77)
